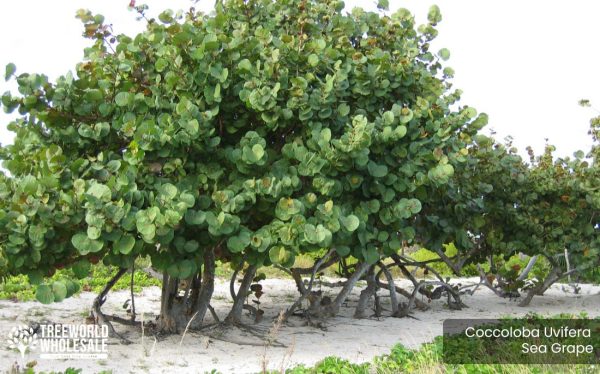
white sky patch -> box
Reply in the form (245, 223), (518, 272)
(1, 0), (598, 158)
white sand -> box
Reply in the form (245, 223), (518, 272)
(0, 277), (598, 373)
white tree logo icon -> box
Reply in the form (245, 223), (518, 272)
(6, 325), (38, 359)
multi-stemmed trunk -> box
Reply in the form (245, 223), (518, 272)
(156, 248), (217, 334)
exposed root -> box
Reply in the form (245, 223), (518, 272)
(208, 304), (220, 323)
(375, 279), (430, 310)
(90, 267), (132, 344)
(319, 280), (347, 288)
(408, 280), (467, 312)
(519, 266), (577, 307)
(197, 320), (287, 348)
(283, 249), (336, 321)
(377, 262), (400, 316)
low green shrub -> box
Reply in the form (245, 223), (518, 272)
(0, 262), (160, 301)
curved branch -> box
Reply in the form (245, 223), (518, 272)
(408, 280), (466, 312)
(230, 267), (240, 300)
(516, 255), (538, 282)
(283, 248), (336, 320)
(519, 267), (577, 307)
(91, 267), (130, 343)
(377, 261), (399, 316)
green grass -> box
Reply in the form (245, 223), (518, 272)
(14, 341), (595, 374)
(0, 260), (160, 302)
(3, 367), (111, 374)
(273, 339), (599, 374)
(0, 274), (36, 301)
(276, 313), (600, 374)
(78, 263), (160, 294)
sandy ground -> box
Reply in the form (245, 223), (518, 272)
(0, 276), (598, 374)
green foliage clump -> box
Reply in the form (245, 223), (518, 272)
(78, 264), (160, 293)
(410, 243), (458, 275)
(0, 274), (35, 301)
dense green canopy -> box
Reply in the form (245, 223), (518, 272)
(0, 0), (597, 318)
(0, 1), (478, 287)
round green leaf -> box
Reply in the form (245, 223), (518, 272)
(438, 48), (451, 61)
(303, 224), (331, 245)
(87, 226), (101, 240)
(185, 210), (206, 225)
(363, 248), (380, 265)
(52, 281), (68, 302)
(5, 62), (16, 81)
(115, 234), (136, 255)
(338, 103), (350, 117)
(138, 223), (156, 241)
(367, 162), (388, 178)
(86, 183), (112, 202)
(184, 240), (199, 253)
(36, 284), (55, 304)
(65, 280), (80, 298)
(71, 233), (103, 255)
(84, 89), (104, 102)
(179, 192), (196, 208)
(377, 0), (389, 10)
(269, 246), (294, 267)
(155, 58), (169, 72)
(227, 230), (251, 253)
(336, 246), (351, 257)
(167, 263), (180, 278)
(340, 215), (360, 232)
(160, 183), (178, 200)
(178, 260), (195, 279)
(394, 125), (407, 138)
(72, 260), (91, 279)
(71, 233), (89, 252)
(238, 59), (252, 71)
(27, 271), (44, 286)
(428, 5), (442, 24)
(115, 91), (132, 107)
(251, 144), (265, 160)
(182, 119), (199, 136)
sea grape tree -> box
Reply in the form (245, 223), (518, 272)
(0, 0), (490, 332)
(412, 133), (524, 266)
(412, 127), (600, 305)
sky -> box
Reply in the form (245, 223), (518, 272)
(0, 0), (598, 159)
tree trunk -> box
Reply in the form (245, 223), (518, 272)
(326, 261), (369, 317)
(519, 266), (576, 307)
(354, 265), (376, 318)
(156, 249), (219, 333)
(157, 273), (180, 334)
(191, 248), (216, 328)
(91, 267), (128, 340)
(225, 264), (258, 324)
